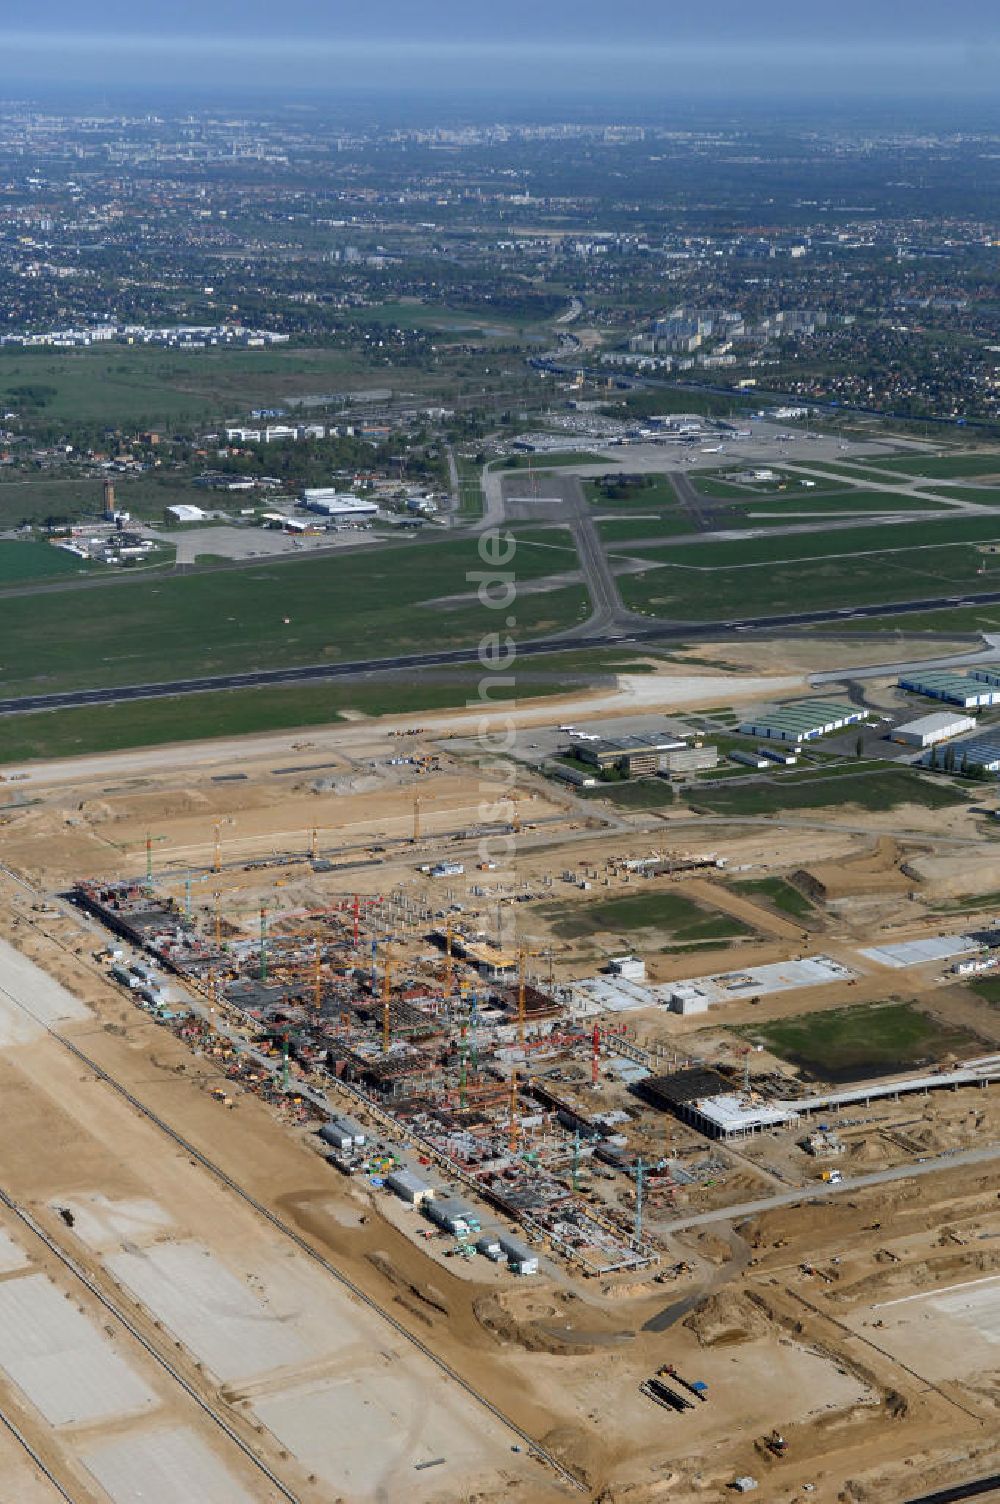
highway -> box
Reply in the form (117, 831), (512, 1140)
(8, 582), (1000, 716)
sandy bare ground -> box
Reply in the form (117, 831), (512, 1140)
(5, 873), (987, 1502)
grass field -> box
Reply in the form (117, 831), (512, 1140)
(968, 975), (1000, 1005)
(861, 454), (1000, 479)
(620, 515), (1000, 570)
(684, 769), (967, 817)
(580, 779), (676, 808)
(729, 876), (815, 921)
(0, 345), (405, 428)
(0, 541), (95, 583)
(617, 527), (1000, 621)
(534, 889), (752, 947)
(822, 603), (1000, 635)
(0, 539), (588, 697)
(598, 515), (697, 543)
(586, 479), (679, 509)
(738, 1001), (982, 1083)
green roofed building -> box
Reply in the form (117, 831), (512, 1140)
(737, 699), (866, 743)
(899, 671), (1000, 709)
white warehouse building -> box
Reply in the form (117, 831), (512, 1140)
(302, 489), (379, 521)
(893, 712), (976, 748)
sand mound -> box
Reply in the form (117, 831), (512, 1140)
(76, 800), (116, 824)
(794, 836), (914, 901)
(683, 1289), (770, 1347)
(474, 1293), (596, 1355)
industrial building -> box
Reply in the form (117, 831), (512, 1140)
(164, 503), (207, 524)
(641, 1059), (1000, 1139)
(386, 1167), (435, 1206)
(660, 744), (719, 776)
(920, 730), (1000, 773)
(737, 699), (865, 743)
(892, 711), (976, 748)
(546, 762), (599, 789)
(302, 490), (379, 521)
(729, 749), (770, 770)
(898, 671), (1000, 709)
(573, 732), (687, 777)
(968, 669), (1000, 689)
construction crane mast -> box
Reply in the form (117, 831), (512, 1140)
(382, 945), (393, 1053)
(508, 1069), (519, 1154)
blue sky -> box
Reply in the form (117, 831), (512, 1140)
(1, 1), (998, 96)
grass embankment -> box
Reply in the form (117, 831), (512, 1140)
(535, 890), (752, 948)
(738, 1001), (982, 1082)
(729, 876), (815, 921)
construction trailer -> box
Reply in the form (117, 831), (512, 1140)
(318, 1114), (366, 1151)
(498, 1233), (538, 1275)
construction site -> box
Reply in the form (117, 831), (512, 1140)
(0, 673), (999, 1504)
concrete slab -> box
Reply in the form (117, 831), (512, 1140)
(254, 1367), (516, 1503)
(845, 1274), (1000, 1381)
(0, 1273), (157, 1427)
(0, 1226), (29, 1274)
(860, 935), (978, 969)
(572, 954), (854, 1015)
(52, 1194), (174, 1255)
(105, 1240), (343, 1383)
(81, 1426), (256, 1504)
(0, 938), (89, 1046)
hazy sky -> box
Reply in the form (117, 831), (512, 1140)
(2, 1), (999, 98)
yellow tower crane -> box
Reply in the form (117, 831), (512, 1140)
(508, 1069), (519, 1155)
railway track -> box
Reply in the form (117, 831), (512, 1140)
(0, 1401), (79, 1503)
